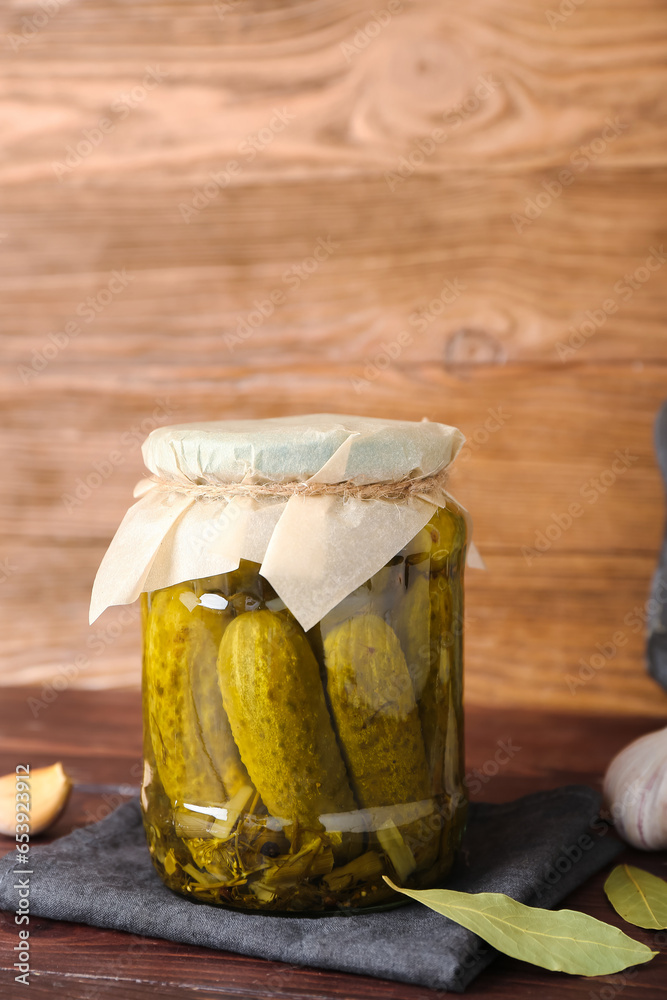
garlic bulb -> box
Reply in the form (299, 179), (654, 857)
(603, 727), (667, 850)
(0, 762), (72, 837)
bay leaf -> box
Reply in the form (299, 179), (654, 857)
(384, 878), (657, 976)
(604, 864), (667, 930)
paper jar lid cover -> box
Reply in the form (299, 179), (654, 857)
(90, 413), (473, 632)
(142, 413), (463, 485)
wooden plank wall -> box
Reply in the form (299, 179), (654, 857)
(1, 0), (667, 715)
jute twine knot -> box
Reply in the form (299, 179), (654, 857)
(146, 466), (450, 503)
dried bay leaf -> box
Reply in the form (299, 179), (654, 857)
(604, 865), (667, 930)
(384, 879), (657, 976)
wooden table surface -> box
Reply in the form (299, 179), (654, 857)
(1, 688), (666, 999)
(2, 0), (667, 719)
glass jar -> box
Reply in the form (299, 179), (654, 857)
(140, 500), (467, 914)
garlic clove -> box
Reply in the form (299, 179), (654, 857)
(603, 727), (667, 850)
(0, 762), (72, 837)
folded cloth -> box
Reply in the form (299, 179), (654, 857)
(648, 399), (667, 690)
(0, 786), (623, 993)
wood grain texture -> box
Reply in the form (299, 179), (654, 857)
(1, 0), (667, 715)
(1, 690), (666, 1000)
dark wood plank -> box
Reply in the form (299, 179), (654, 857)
(1, 690), (666, 998)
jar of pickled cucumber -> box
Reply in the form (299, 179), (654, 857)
(91, 414), (474, 914)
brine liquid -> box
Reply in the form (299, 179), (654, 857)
(141, 505), (467, 913)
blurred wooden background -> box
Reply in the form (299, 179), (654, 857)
(1, 0), (666, 716)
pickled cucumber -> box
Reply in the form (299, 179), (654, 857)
(430, 504), (466, 573)
(442, 567), (466, 800)
(419, 579), (452, 794)
(323, 614), (438, 872)
(217, 610), (357, 837)
(428, 505), (466, 799)
(369, 526), (435, 697)
(144, 583), (249, 807)
(391, 572), (432, 699)
(323, 614), (431, 808)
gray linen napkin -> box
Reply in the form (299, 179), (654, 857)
(648, 399), (667, 690)
(0, 786), (622, 993)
